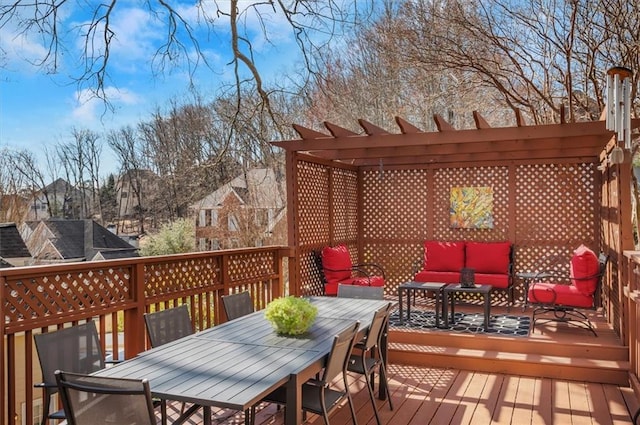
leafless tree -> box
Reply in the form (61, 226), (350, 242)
(2, 148), (56, 220)
(0, 1), (374, 122)
(389, 0), (639, 124)
(0, 149), (30, 223)
(107, 126), (152, 234)
(56, 128), (103, 220)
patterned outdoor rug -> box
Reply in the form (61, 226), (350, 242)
(389, 308), (531, 336)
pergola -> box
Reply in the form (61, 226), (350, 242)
(276, 111), (615, 166)
(273, 110), (640, 335)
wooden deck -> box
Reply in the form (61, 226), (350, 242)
(166, 363), (639, 424)
(164, 298), (639, 424)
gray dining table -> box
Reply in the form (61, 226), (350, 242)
(94, 296), (391, 425)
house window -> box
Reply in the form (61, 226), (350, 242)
(211, 209), (218, 226)
(228, 214), (239, 232)
(255, 209), (268, 227)
(198, 238), (207, 250)
(211, 239), (220, 250)
(198, 210), (206, 227)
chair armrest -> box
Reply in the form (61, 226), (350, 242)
(34, 382), (56, 389)
(353, 263), (385, 280)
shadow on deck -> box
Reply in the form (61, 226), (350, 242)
(164, 297), (637, 424)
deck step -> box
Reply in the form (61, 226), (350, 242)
(388, 329), (629, 386)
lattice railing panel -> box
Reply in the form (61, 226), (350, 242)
(227, 250), (278, 283)
(299, 248), (325, 296)
(4, 266), (133, 329)
(145, 256), (220, 298)
(515, 163), (596, 246)
(297, 161), (330, 245)
(332, 168), (359, 242)
(362, 169), (429, 241)
(432, 166), (510, 241)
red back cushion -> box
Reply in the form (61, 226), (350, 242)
(465, 241), (511, 274)
(570, 245), (600, 295)
(424, 241), (465, 272)
(321, 245), (353, 282)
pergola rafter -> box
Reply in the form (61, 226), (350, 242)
(274, 110), (640, 167)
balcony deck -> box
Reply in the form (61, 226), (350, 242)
(159, 297), (637, 424)
(165, 362), (638, 424)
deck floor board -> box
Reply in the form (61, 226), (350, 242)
(165, 363), (637, 424)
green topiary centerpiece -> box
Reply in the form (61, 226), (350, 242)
(264, 296), (318, 336)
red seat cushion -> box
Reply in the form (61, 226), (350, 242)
(321, 245), (353, 282)
(324, 282), (339, 296)
(348, 276), (385, 287)
(326, 276), (384, 296)
(528, 282), (594, 308)
(423, 241), (465, 272)
(475, 273), (510, 289)
(466, 241), (511, 274)
(414, 270), (461, 284)
(570, 245), (600, 295)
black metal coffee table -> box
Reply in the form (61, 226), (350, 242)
(398, 281), (448, 327)
(443, 284), (492, 331)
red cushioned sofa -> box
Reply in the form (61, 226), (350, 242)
(319, 244), (385, 296)
(413, 240), (514, 303)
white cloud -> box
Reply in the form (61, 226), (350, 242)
(0, 27), (50, 73)
(72, 87), (139, 122)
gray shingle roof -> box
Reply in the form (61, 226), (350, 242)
(43, 219), (138, 260)
(0, 223), (31, 258)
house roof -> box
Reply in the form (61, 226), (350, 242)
(37, 219), (138, 260)
(0, 223), (30, 258)
(191, 168), (285, 210)
(39, 178), (82, 198)
(272, 113), (640, 167)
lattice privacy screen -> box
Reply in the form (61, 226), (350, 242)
(295, 158), (600, 308)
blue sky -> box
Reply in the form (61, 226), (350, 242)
(0, 1), (306, 174)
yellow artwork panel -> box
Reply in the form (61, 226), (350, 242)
(450, 187), (494, 229)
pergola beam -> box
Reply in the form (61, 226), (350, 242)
(273, 120), (631, 151)
(306, 135), (607, 162)
(274, 117), (640, 169)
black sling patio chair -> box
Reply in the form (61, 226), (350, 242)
(144, 304), (194, 348)
(347, 303), (394, 425)
(222, 291), (254, 321)
(34, 321), (116, 425)
(55, 371), (156, 425)
(252, 321), (361, 425)
(337, 283), (385, 300)
(144, 305), (195, 423)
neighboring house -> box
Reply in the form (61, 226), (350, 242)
(0, 193), (29, 223)
(190, 168), (287, 250)
(0, 222), (32, 267)
(26, 219), (139, 264)
(116, 169), (160, 218)
(23, 178), (83, 221)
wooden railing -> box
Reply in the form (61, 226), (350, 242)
(0, 246), (291, 425)
(624, 251), (640, 410)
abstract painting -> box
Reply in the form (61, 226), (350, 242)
(450, 186), (494, 229)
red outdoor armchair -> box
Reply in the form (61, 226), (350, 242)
(319, 244), (385, 296)
(527, 245), (608, 336)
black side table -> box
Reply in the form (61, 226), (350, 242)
(443, 284), (492, 331)
(398, 281), (448, 327)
